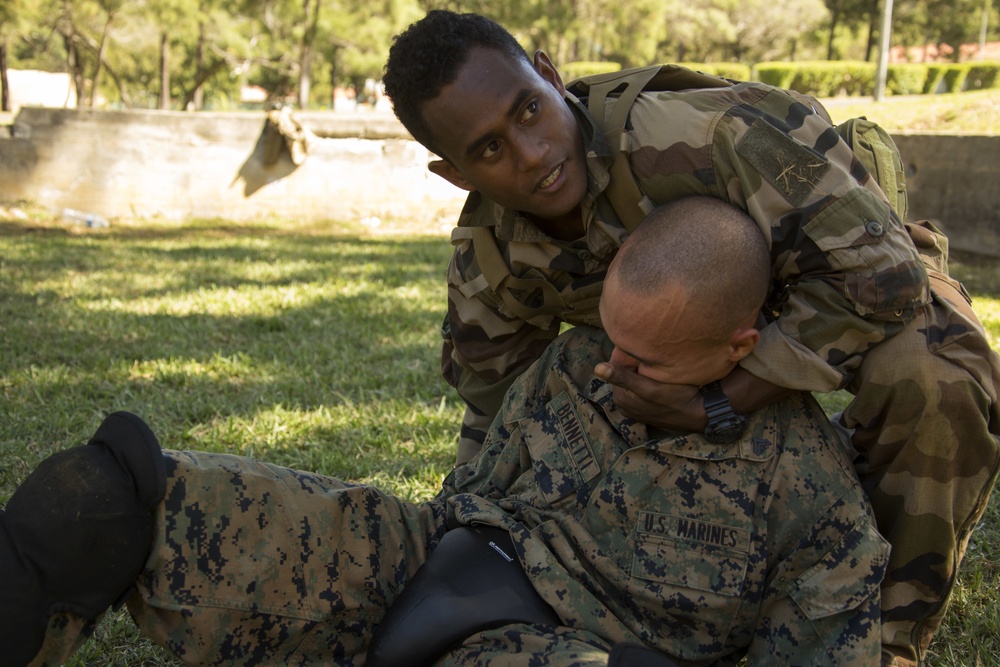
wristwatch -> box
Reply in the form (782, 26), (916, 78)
(700, 381), (747, 444)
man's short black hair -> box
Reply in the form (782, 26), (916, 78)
(382, 10), (531, 157)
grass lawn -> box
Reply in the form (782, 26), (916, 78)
(0, 212), (462, 665)
(3, 171), (1000, 663)
(822, 87), (1000, 134)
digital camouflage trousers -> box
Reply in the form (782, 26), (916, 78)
(29, 451), (628, 666)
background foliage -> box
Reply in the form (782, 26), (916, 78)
(0, 0), (997, 111)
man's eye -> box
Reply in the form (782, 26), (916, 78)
(482, 141), (501, 159)
(521, 101), (538, 122)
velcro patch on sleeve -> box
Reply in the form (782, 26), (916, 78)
(737, 118), (830, 208)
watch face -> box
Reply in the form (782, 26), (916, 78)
(705, 421), (745, 444)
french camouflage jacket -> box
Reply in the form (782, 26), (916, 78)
(437, 328), (889, 665)
(443, 80), (930, 455)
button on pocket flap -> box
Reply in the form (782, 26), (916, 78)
(801, 188), (888, 253)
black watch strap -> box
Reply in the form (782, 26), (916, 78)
(701, 381), (747, 444)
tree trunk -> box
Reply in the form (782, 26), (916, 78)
(864, 0), (879, 62)
(181, 59), (227, 110)
(0, 41), (9, 113)
(90, 20), (112, 107)
(159, 32), (170, 110)
(193, 22), (206, 110)
(298, 0), (322, 109)
(64, 34), (85, 107)
(328, 47), (338, 109)
(826, 0), (841, 60)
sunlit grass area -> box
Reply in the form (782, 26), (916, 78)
(1, 209), (999, 665)
(823, 87), (1000, 134)
(0, 216), (461, 504)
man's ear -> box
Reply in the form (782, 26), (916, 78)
(428, 159), (475, 192)
(533, 50), (567, 96)
(728, 327), (760, 362)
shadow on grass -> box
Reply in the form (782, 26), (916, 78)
(0, 220), (458, 488)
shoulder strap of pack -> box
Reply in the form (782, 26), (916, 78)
(567, 65), (734, 231)
(834, 117), (908, 220)
(470, 225), (568, 322)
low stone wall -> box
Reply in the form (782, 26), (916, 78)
(893, 133), (1000, 258)
(0, 107), (466, 226)
(1, 107), (998, 257)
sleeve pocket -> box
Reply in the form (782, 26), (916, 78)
(801, 189), (927, 317)
(789, 515), (890, 620)
(521, 391), (602, 508)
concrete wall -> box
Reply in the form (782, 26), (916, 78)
(0, 107), (466, 225)
(894, 133), (1000, 257)
(1, 107), (998, 257)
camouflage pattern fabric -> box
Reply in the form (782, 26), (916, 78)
(442, 327), (886, 665)
(441, 83), (1000, 664)
(444, 83), (929, 462)
(29, 329), (885, 666)
(127, 451), (447, 666)
(839, 227), (1000, 665)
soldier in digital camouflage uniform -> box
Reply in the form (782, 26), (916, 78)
(379, 10), (1000, 666)
(2, 198), (887, 666)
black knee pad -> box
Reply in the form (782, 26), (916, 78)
(609, 643), (680, 667)
(0, 411), (166, 666)
(367, 524), (561, 667)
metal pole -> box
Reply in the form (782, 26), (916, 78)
(980, 0), (992, 61)
(874, 0), (894, 101)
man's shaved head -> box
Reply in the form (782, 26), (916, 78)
(609, 196), (771, 344)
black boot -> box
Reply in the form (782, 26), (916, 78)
(0, 411), (166, 666)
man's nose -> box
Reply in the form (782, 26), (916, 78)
(513, 131), (547, 172)
(609, 346), (638, 368)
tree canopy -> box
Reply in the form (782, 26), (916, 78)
(2, 0), (996, 111)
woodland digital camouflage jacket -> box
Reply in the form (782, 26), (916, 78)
(439, 327), (888, 665)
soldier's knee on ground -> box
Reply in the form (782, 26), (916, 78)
(0, 411), (166, 666)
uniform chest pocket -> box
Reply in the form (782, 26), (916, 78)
(521, 391), (603, 509)
(621, 512), (751, 656)
(631, 512), (750, 596)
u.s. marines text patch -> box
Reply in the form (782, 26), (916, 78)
(638, 512), (750, 552)
(633, 511), (750, 594)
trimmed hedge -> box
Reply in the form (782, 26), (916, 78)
(968, 61), (1000, 89)
(560, 59), (1000, 96)
(756, 60), (873, 96)
(675, 62), (753, 82)
(560, 61), (622, 82)
(886, 63), (927, 95)
(757, 60), (1000, 96)
(943, 64), (970, 92)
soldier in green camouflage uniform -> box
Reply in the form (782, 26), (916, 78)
(6, 198), (887, 666)
(380, 10), (1000, 666)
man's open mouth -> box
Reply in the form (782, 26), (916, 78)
(538, 163), (563, 190)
